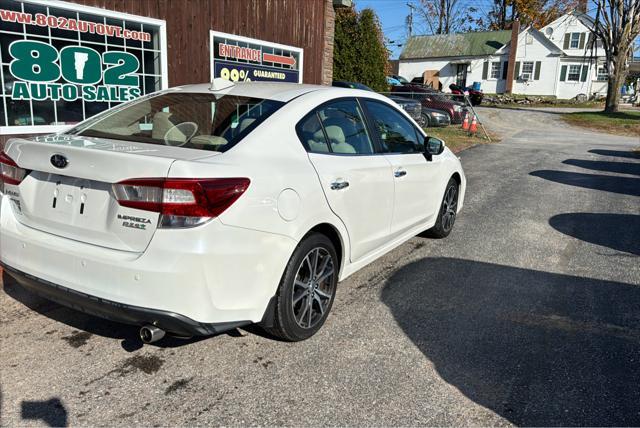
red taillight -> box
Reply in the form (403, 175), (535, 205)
(0, 152), (27, 190)
(113, 178), (250, 228)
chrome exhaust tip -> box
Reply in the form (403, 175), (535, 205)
(139, 325), (165, 344)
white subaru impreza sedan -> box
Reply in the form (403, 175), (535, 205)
(0, 81), (465, 342)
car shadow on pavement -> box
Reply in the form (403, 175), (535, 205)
(562, 159), (640, 176)
(21, 398), (67, 427)
(530, 170), (640, 197)
(2, 273), (212, 351)
(381, 257), (640, 426)
(550, 213), (640, 256)
(589, 149), (640, 160)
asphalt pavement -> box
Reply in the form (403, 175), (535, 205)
(1, 107), (639, 426)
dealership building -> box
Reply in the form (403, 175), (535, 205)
(0, 0), (349, 144)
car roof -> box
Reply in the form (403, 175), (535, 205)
(169, 81), (330, 102)
(166, 81), (394, 105)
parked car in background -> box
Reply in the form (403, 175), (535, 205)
(332, 81), (423, 126)
(421, 107), (451, 127)
(387, 96), (424, 126)
(332, 80), (371, 91)
(386, 76), (402, 86)
(391, 84), (467, 124)
(389, 75), (411, 85)
(449, 84), (484, 106)
(0, 81), (466, 343)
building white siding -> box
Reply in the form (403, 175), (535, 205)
(510, 30), (562, 96)
(397, 12), (608, 100)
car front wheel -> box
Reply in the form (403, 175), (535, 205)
(265, 233), (338, 341)
(426, 177), (459, 238)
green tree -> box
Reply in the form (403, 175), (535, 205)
(333, 6), (389, 91)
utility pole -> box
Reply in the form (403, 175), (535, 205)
(407, 2), (415, 37)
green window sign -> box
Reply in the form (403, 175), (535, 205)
(0, 0), (167, 132)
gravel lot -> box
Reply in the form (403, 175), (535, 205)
(1, 107), (639, 426)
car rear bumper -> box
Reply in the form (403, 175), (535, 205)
(2, 263), (249, 336)
(0, 195), (297, 332)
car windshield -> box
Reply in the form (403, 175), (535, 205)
(67, 92), (284, 152)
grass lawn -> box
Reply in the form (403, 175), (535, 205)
(561, 110), (640, 137)
(424, 124), (496, 153)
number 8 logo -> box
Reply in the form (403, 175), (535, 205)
(9, 40), (140, 87)
(9, 40), (60, 82)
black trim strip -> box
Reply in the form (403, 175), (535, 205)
(1, 263), (250, 337)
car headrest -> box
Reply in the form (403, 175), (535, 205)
(152, 111), (180, 140)
(238, 118), (256, 133)
(323, 125), (346, 145)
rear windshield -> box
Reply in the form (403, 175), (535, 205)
(67, 93), (284, 152)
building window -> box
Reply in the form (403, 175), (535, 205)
(567, 65), (582, 81)
(521, 62), (534, 80)
(570, 32), (581, 49)
(0, 0), (167, 134)
(597, 66), (608, 81)
(490, 62), (501, 79)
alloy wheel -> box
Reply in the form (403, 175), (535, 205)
(441, 184), (458, 232)
(291, 247), (335, 329)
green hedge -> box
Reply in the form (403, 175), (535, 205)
(333, 6), (388, 92)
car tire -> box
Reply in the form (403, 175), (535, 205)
(265, 233), (338, 341)
(426, 177), (459, 239)
(421, 113), (431, 128)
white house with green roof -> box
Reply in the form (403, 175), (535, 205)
(398, 12), (607, 99)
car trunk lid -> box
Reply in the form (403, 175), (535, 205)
(5, 135), (218, 253)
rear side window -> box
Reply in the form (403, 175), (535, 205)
(363, 100), (424, 154)
(298, 99), (374, 155)
(67, 93), (283, 152)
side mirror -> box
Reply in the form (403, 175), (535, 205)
(426, 137), (445, 156)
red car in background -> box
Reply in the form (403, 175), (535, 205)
(391, 84), (468, 124)
(449, 84), (484, 106)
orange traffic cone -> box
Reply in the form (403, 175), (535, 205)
(461, 112), (469, 130)
(469, 115), (478, 134)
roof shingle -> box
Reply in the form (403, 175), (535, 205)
(400, 30), (512, 60)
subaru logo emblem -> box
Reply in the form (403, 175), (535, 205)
(50, 154), (68, 169)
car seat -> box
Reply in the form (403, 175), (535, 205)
(316, 126), (355, 154)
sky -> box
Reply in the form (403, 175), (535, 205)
(355, 0), (410, 59)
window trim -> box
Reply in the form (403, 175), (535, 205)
(567, 64), (582, 82)
(295, 96), (383, 157)
(489, 61), (501, 80)
(569, 32), (581, 49)
(520, 61), (535, 80)
(596, 66), (608, 82)
(0, 0), (168, 135)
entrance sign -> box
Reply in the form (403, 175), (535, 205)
(0, 0), (168, 135)
(210, 31), (303, 84)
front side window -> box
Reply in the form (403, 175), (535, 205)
(570, 32), (581, 49)
(567, 64), (581, 81)
(68, 93), (283, 152)
(299, 99), (374, 155)
(521, 62), (534, 80)
(363, 100), (423, 154)
(490, 62), (501, 79)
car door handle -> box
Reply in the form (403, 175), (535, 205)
(394, 169), (407, 178)
(330, 180), (349, 190)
